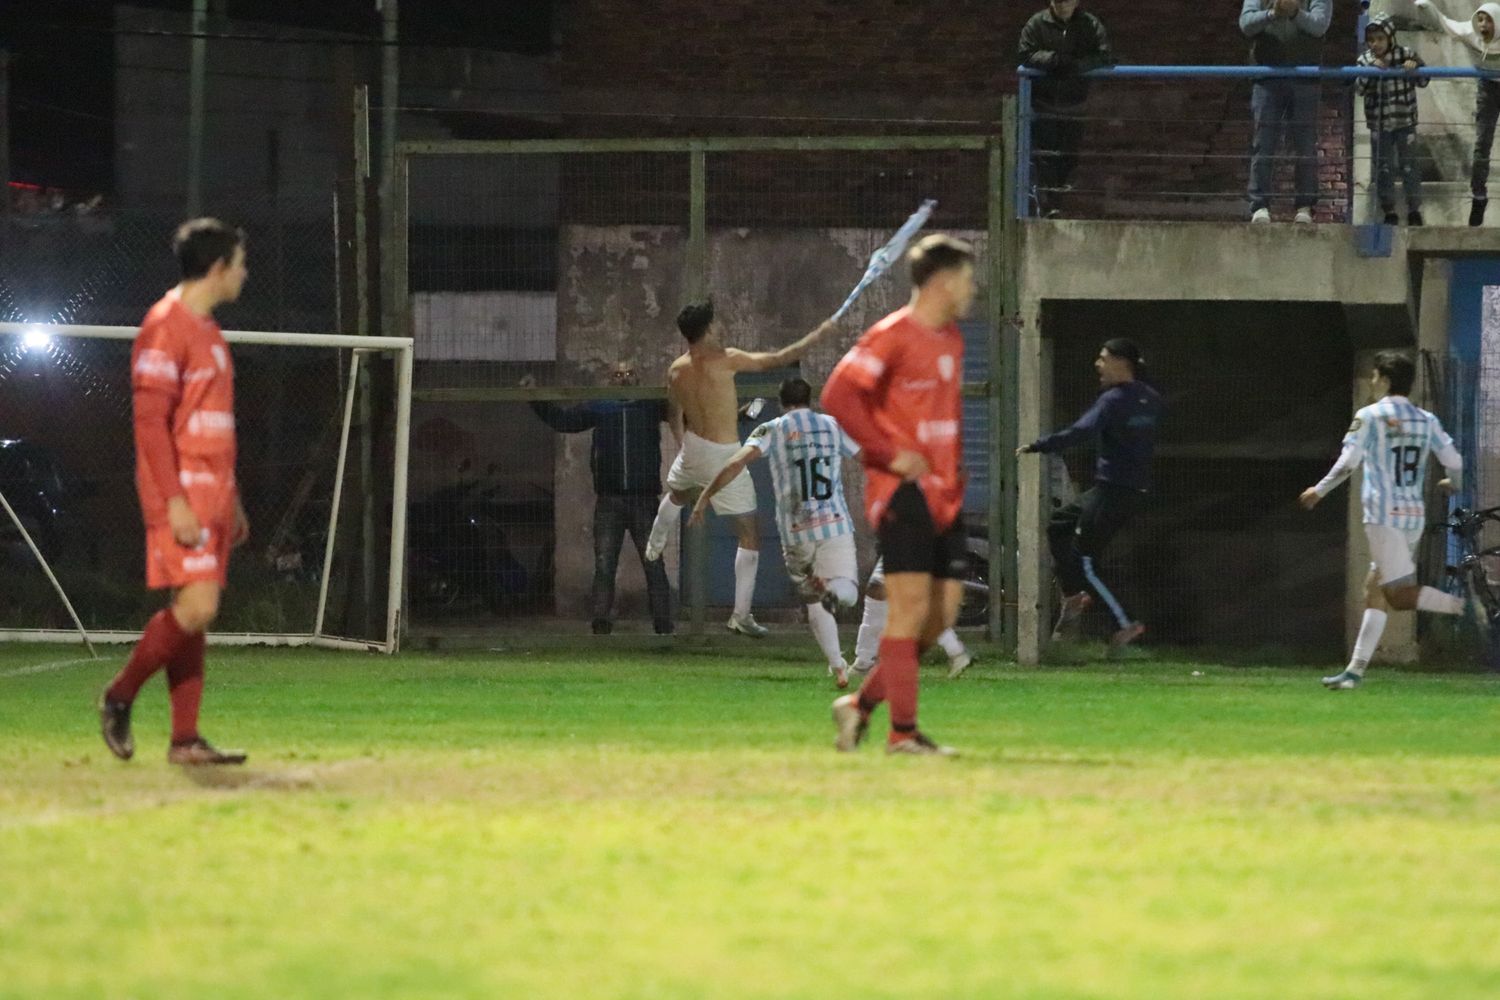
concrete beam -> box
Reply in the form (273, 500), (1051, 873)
(1022, 221), (1411, 305)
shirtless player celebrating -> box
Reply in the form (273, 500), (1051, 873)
(645, 301), (838, 637)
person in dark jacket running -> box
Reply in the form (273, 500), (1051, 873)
(525, 362), (675, 635)
(1017, 0), (1114, 218)
(1018, 338), (1164, 650)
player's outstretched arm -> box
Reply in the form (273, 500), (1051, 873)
(727, 317), (839, 374)
(688, 445), (760, 526)
(1301, 437), (1363, 510)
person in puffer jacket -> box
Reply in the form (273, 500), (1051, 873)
(1414, 0), (1500, 225)
(1357, 15), (1428, 226)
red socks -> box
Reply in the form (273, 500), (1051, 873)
(166, 630), (206, 744)
(856, 636), (921, 741)
(106, 608), (206, 744)
(106, 609), (190, 703)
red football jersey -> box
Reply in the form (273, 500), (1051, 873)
(131, 292), (238, 527)
(826, 306), (965, 532)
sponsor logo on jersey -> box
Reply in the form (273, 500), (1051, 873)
(916, 419), (959, 443)
(937, 355), (956, 382)
(847, 349), (885, 379)
(186, 410), (236, 435)
(134, 349), (179, 381)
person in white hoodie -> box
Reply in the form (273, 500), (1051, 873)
(1414, 0), (1500, 225)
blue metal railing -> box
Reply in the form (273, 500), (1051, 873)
(1015, 64), (1500, 220)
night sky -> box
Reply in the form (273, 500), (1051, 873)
(0, 0), (555, 191)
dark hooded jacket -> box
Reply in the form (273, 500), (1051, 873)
(1017, 5), (1114, 109)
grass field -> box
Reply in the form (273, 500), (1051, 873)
(3, 641), (1499, 999)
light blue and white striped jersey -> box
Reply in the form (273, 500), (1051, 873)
(1323, 396), (1460, 531)
(745, 409), (861, 546)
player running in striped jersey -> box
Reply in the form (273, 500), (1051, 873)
(1299, 351), (1473, 690)
(850, 557), (974, 679)
(690, 378), (862, 687)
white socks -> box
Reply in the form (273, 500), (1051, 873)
(806, 602), (843, 668)
(1417, 586), (1463, 616)
(936, 628), (966, 659)
(733, 547), (759, 618)
(645, 495), (682, 562)
(1349, 608), (1388, 676)
(854, 597), (887, 666)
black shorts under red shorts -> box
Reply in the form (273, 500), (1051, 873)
(877, 481), (967, 580)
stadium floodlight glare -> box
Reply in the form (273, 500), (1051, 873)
(0, 320), (414, 654)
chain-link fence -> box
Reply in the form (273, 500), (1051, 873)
(0, 328), (401, 648)
(396, 138), (1014, 644)
(0, 195), (338, 333)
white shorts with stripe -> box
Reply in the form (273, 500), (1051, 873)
(783, 533), (857, 600)
(666, 431), (757, 516)
(1365, 523), (1423, 587)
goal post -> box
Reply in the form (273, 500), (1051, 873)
(0, 322), (413, 654)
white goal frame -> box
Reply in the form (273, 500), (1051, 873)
(0, 322), (413, 654)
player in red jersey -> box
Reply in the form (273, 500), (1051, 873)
(821, 234), (976, 756)
(98, 219), (250, 766)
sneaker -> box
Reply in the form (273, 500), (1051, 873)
(1408, 210), (1424, 227)
(653, 618), (675, 636)
(1383, 211), (1400, 226)
(832, 694), (867, 752)
(849, 657), (876, 676)
(98, 692), (134, 761)
(726, 613), (769, 638)
(1051, 592), (1093, 642)
(886, 731), (958, 757)
(1294, 208), (1314, 225)
(1250, 207), (1271, 224)
(828, 658), (850, 690)
(1108, 622), (1146, 651)
(1321, 669), (1362, 691)
(1471, 199), (1488, 228)
(946, 650), (974, 679)
(167, 738), (248, 766)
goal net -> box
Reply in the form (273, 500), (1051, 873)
(0, 322), (412, 652)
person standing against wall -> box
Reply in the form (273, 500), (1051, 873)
(1240, 0), (1332, 224)
(1017, 0), (1114, 219)
(1413, 1), (1500, 226)
(524, 363), (676, 636)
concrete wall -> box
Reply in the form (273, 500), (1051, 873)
(546, 224), (987, 618)
(1017, 220), (1431, 664)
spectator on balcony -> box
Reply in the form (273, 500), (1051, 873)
(1414, 1), (1500, 226)
(1240, 0), (1332, 224)
(1357, 15), (1428, 227)
(522, 364), (676, 636)
(1017, 0), (1114, 218)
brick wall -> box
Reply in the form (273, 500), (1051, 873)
(557, 1), (1363, 220)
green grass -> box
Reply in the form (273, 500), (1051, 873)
(2, 642), (1499, 999)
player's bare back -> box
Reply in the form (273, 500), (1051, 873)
(668, 352), (743, 445)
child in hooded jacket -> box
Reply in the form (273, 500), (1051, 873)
(1414, 0), (1500, 225)
(1357, 15), (1428, 225)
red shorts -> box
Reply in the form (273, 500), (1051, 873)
(145, 520), (232, 590)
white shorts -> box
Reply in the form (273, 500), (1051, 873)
(1365, 523), (1423, 587)
(666, 431), (757, 516)
(783, 533), (858, 599)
